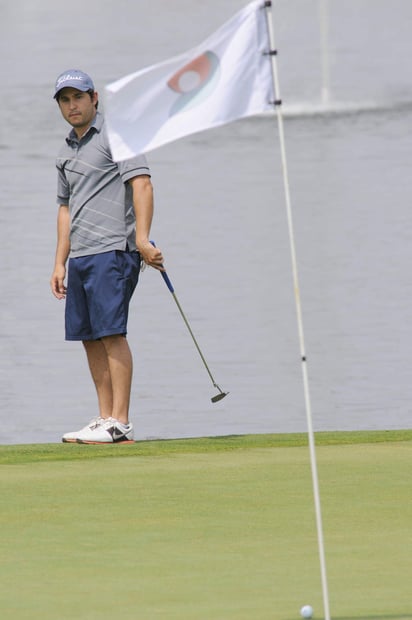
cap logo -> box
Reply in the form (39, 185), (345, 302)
(56, 73), (86, 87)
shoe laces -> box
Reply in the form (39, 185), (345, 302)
(88, 416), (104, 430)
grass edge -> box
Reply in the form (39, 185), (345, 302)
(1, 429), (412, 464)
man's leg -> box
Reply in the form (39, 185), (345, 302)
(101, 335), (133, 425)
(82, 339), (114, 420)
(83, 335), (133, 425)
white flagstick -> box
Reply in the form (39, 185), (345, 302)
(263, 2), (332, 619)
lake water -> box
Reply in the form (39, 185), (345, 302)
(1, 0), (412, 444)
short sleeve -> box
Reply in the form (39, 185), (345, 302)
(56, 164), (70, 205)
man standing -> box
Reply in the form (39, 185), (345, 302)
(50, 69), (163, 444)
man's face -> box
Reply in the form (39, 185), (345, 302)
(57, 87), (98, 134)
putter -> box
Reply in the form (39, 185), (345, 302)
(151, 242), (228, 403)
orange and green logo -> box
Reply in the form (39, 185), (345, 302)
(167, 51), (221, 117)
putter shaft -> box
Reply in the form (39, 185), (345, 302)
(151, 242), (228, 402)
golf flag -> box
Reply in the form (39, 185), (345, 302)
(105, 0), (274, 160)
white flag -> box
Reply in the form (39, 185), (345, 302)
(105, 0), (274, 160)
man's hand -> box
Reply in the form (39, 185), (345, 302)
(137, 239), (164, 271)
(50, 265), (67, 299)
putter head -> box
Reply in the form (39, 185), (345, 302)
(211, 391), (229, 403)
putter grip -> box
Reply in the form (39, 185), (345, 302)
(161, 270), (174, 293)
(150, 240), (175, 293)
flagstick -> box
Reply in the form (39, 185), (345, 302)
(263, 3), (332, 619)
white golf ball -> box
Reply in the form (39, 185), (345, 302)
(300, 605), (313, 618)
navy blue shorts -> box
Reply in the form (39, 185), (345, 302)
(65, 250), (141, 341)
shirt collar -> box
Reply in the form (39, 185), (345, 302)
(65, 111), (103, 145)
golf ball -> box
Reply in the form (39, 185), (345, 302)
(300, 605), (313, 618)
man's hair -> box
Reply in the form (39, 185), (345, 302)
(55, 89), (98, 110)
(87, 89), (99, 110)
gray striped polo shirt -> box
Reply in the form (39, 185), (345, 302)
(56, 111), (150, 258)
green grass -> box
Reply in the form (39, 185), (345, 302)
(1, 429), (412, 465)
(0, 431), (411, 619)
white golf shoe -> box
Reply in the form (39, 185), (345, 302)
(62, 416), (104, 443)
(76, 417), (134, 444)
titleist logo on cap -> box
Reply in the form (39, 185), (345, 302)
(56, 73), (86, 87)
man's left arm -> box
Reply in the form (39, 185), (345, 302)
(129, 175), (164, 269)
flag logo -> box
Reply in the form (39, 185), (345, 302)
(167, 51), (220, 117)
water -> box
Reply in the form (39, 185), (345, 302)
(1, 0), (412, 444)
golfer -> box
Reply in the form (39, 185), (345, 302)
(50, 69), (163, 444)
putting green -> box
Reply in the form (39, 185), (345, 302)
(0, 432), (411, 619)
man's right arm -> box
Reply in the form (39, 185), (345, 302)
(50, 204), (70, 299)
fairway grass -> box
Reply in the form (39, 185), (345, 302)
(0, 431), (411, 619)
